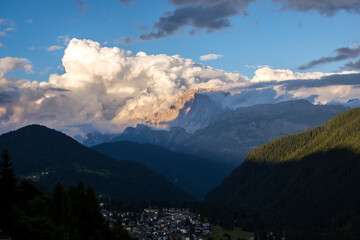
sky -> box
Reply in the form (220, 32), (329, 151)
(1, 0), (360, 136)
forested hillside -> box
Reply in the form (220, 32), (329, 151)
(205, 108), (360, 238)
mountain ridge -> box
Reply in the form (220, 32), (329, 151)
(0, 124), (193, 202)
(82, 99), (349, 164)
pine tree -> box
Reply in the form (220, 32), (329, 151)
(0, 149), (17, 190)
(51, 182), (68, 225)
(0, 149), (17, 234)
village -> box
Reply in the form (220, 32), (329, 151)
(101, 207), (212, 240)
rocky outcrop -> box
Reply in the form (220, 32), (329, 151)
(144, 88), (223, 133)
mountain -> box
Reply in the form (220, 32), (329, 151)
(111, 125), (191, 150)
(82, 100), (348, 165)
(94, 100), (348, 164)
(144, 88), (224, 133)
(204, 108), (360, 235)
(81, 88), (223, 147)
(183, 99), (350, 163)
(82, 125), (191, 148)
(78, 131), (119, 147)
(0, 125), (193, 202)
(92, 141), (234, 199)
(345, 98), (360, 108)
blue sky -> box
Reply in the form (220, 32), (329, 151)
(1, 0), (360, 81)
(1, 0), (360, 135)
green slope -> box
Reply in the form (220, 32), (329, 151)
(246, 107), (360, 163)
(0, 125), (193, 202)
(204, 108), (360, 236)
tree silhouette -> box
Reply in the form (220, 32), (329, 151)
(0, 149), (17, 234)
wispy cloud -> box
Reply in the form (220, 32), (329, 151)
(67, 19), (80, 23)
(344, 59), (360, 70)
(40, 66), (53, 76)
(74, 0), (89, 14)
(117, 0), (137, 5)
(47, 45), (64, 51)
(200, 54), (223, 61)
(58, 35), (71, 45)
(114, 36), (134, 45)
(0, 42), (4, 48)
(5, 27), (15, 32)
(272, 0), (360, 16)
(298, 45), (360, 70)
(0, 18), (14, 26)
(0, 27), (16, 37)
(24, 19), (34, 24)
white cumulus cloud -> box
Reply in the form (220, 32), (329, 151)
(49, 39), (244, 123)
(0, 38), (246, 135)
(1, 38), (359, 137)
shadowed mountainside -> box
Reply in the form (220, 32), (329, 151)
(0, 125), (193, 202)
(92, 141), (234, 199)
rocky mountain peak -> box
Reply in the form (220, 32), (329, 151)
(143, 88), (221, 132)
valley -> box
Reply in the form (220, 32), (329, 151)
(1, 99), (360, 240)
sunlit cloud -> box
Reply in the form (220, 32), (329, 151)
(0, 57), (33, 77)
(1, 38), (359, 137)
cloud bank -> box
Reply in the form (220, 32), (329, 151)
(252, 66), (340, 82)
(0, 38), (359, 137)
(0, 38), (244, 135)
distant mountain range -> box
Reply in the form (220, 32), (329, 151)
(83, 99), (349, 164)
(181, 99), (349, 163)
(0, 125), (192, 202)
(204, 107), (360, 234)
(92, 141), (234, 199)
